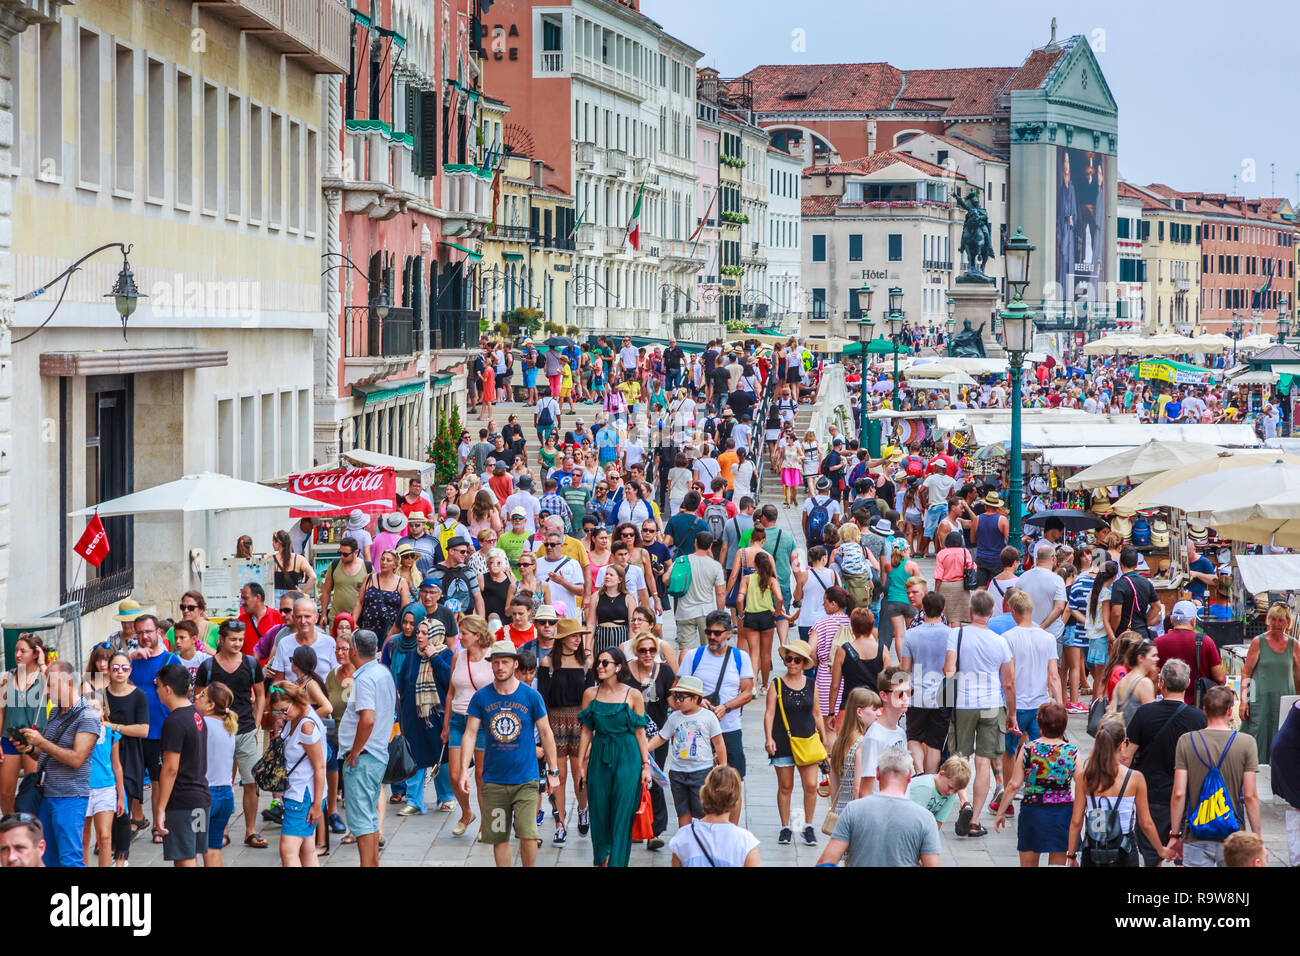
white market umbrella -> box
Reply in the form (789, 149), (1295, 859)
(937, 371), (978, 386)
(1148, 460), (1300, 518)
(1237, 334), (1275, 353)
(1064, 439), (1224, 490)
(903, 363), (961, 379)
(68, 472), (333, 516)
(1083, 335), (1143, 355)
(1112, 452), (1300, 514)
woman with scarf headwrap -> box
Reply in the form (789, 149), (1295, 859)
(384, 603), (453, 817)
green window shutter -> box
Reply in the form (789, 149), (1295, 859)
(410, 89), (422, 174)
(419, 91), (439, 178)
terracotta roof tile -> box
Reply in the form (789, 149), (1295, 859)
(1139, 184), (1293, 223)
(1004, 48), (1065, 91)
(741, 62), (1019, 117)
(801, 195), (840, 216)
(802, 150), (966, 180)
(910, 131), (1007, 163)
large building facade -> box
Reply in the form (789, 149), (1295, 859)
(480, 0), (707, 340)
(12, 0), (344, 635)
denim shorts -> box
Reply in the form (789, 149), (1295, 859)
(1063, 624), (1089, 649)
(1005, 707), (1041, 754)
(448, 711), (487, 751)
(342, 751), (385, 837)
(282, 787), (321, 839)
(207, 785), (235, 850)
(769, 755), (796, 768)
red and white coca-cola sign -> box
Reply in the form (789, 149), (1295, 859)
(289, 466), (396, 517)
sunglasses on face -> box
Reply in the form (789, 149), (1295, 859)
(110, 664), (131, 673)
(596, 659), (616, 669)
(782, 656), (805, 666)
(339, 549), (355, 558)
(706, 629), (727, 637)
(180, 604), (201, 612)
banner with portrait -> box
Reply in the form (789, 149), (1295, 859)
(1056, 146), (1108, 304)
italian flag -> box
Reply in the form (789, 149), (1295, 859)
(626, 173), (646, 251)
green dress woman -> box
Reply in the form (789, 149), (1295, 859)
(578, 648), (651, 867)
(1240, 606), (1300, 763)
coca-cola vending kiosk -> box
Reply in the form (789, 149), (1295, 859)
(286, 466), (397, 583)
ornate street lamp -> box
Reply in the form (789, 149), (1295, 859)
(1229, 312), (1244, 365)
(886, 287), (904, 410)
(1278, 303), (1291, 344)
(856, 296), (876, 450)
(15, 242), (146, 341)
(999, 227), (1036, 545)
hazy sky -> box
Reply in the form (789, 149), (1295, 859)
(643, 0), (1300, 201)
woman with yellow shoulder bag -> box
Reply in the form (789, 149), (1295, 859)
(763, 640), (829, 847)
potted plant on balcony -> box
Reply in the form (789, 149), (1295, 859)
(543, 320), (565, 335)
(503, 306), (544, 339)
(565, 325), (580, 337)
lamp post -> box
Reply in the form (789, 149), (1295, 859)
(1229, 313), (1244, 366)
(888, 286), (904, 410)
(15, 242), (146, 340)
(1278, 303), (1291, 345)
(854, 285), (874, 443)
(1001, 227), (1036, 546)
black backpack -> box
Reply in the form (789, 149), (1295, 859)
(1081, 768), (1136, 866)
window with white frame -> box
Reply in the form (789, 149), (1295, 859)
(202, 81), (218, 212)
(289, 120), (301, 232)
(175, 70), (193, 207)
(113, 44), (133, 194)
(38, 22), (61, 180)
(146, 58), (164, 202)
(226, 92), (241, 217)
(305, 128), (317, 236)
(249, 103), (263, 223)
(78, 28), (100, 186)
(268, 111), (282, 229)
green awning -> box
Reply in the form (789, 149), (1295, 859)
(502, 252), (524, 261)
(439, 240), (482, 262)
(1280, 374), (1296, 396)
(374, 26), (406, 47)
(842, 338), (915, 356)
(353, 377), (427, 407)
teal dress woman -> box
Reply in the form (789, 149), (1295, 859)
(578, 647), (651, 867)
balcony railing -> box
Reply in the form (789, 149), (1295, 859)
(435, 309), (481, 350)
(575, 223), (598, 252)
(490, 224), (532, 242)
(203, 0), (349, 73)
(61, 565), (135, 615)
(923, 259), (953, 270)
(606, 148), (628, 177)
(575, 306), (596, 327)
(540, 50), (564, 72)
(345, 305), (415, 358)
(575, 141), (596, 168)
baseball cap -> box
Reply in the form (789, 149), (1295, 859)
(832, 437), (843, 446)
(445, 536), (470, 551)
(419, 576), (441, 591)
(1171, 600), (1199, 622)
(509, 507), (527, 519)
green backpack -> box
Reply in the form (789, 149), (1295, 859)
(667, 554), (693, 599)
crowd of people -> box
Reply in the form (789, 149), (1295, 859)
(2, 332), (1297, 871)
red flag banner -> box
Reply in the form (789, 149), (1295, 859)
(287, 466), (396, 517)
(74, 513), (111, 567)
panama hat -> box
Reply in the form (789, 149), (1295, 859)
(115, 598), (144, 622)
(381, 512), (407, 533)
(1187, 525), (1209, 543)
(782, 639), (815, 665)
(668, 675), (707, 697)
(982, 492), (1005, 509)
(406, 510), (430, 525)
(1110, 515), (1133, 540)
(487, 640), (520, 660)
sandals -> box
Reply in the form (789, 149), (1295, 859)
(243, 833), (268, 849)
(152, 827), (164, 845)
(341, 832), (357, 845)
(131, 817), (149, 833)
(955, 803), (973, 836)
(966, 823), (989, 838)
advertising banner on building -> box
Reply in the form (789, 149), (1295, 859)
(287, 466), (396, 517)
(1057, 146), (1108, 303)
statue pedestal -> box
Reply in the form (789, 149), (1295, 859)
(948, 283), (1004, 358)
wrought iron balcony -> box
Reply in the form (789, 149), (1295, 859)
(345, 305), (415, 358)
(434, 309), (481, 350)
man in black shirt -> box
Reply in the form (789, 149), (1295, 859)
(709, 363), (731, 415)
(155, 661), (210, 866)
(1109, 547), (1160, 639)
(726, 386), (756, 423)
(1123, 658), (1207, 866)
(195, 620), (266, 847)
(664, 338), (685, 393)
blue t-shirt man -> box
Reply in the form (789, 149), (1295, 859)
(131, 650), (179, 738)
(467, 680), (549, 784)
(1188, 555), (1215, 601)
(1164, 399), (1183, 422)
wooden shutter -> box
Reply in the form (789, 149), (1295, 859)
(409, 89), (422, 174)
(419, 91), (439, 178)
